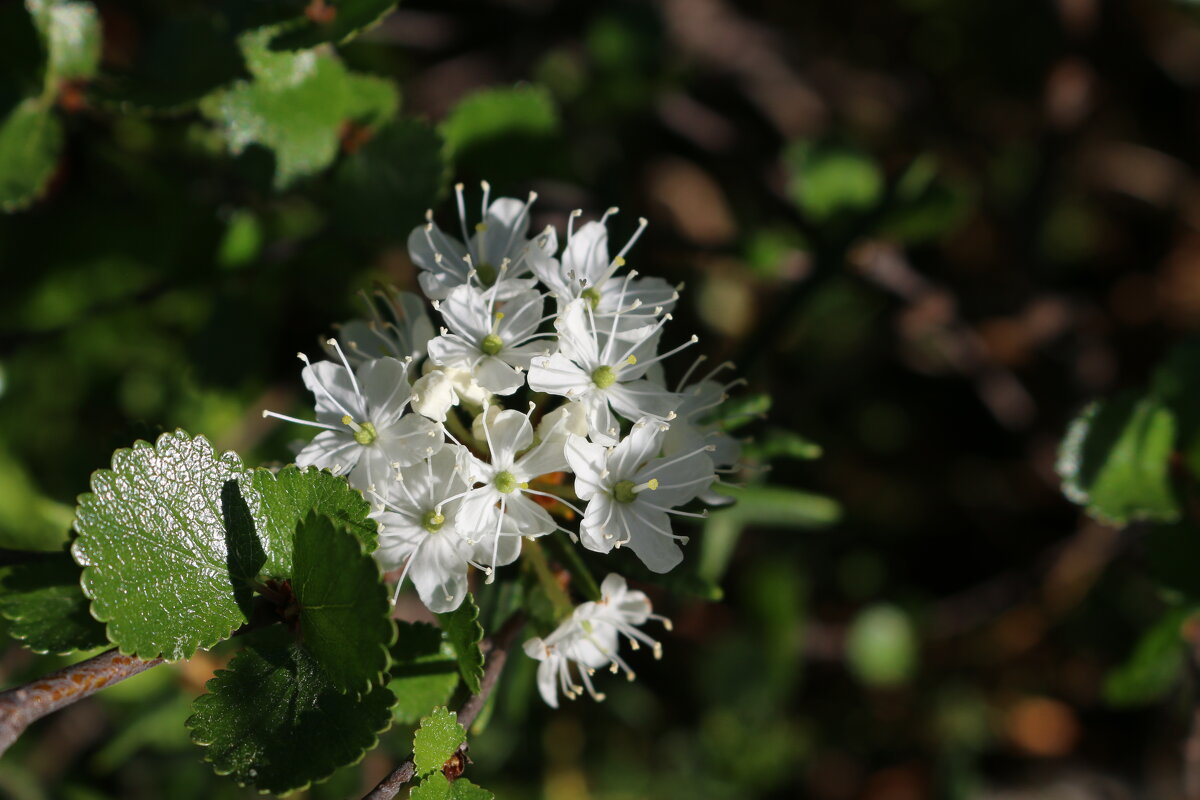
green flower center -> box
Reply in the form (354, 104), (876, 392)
(344, 418), (377, 446)
(494, 470), (520, 494)
(476, 261), (497, 286)
(421, 510), (445, 533)
(591, 365), (617, 389)
(614, 478), (657, 503)
(581, 287), (602, 310)
(481, 333), (503, 356)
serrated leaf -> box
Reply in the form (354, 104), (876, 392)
(389, 622), (459, 725)
(293, 512), (393, 693)
(27, 0), (101, 83)
(187, 632), (394, 795)
(251, 465), (378, 575)
(271, 0), (400, 50)
(784, 141), (883, 222)
(1104, 606), (1191, 707)
(333, 118), (448, 242)
(411, 773), (494, 800)
(0, 98), (62, 212)
(1057, 391), (1180, 525)
(72, 431), (255, 660)
(201, 53), (399, 188)
(0, 553), (107, 654)
(72, 431), (378, 661)
(412, 706), (466, 778)
(437, 594), (484, 694)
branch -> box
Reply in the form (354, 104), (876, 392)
(0, 648), (161, 756)
(364, 612), (527, 800)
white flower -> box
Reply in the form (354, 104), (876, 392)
(523, 573), (670, 707)
(407, 181), (556, 300)
(370, 447), (483, 613)
(410, 365), (491, 423)
(326, 287), (435, 366)
(566, 418), (715, 573)
(527, 299), (685, 444)
(533, 212), (677, 329)
(426, 285), (552, 395)
(456, 407), (570, 573)
(263, 345), (444, 494)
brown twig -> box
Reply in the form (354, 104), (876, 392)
(364, 612), (527, 800)
(0, 648), (162, 756)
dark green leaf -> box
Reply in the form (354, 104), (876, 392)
(742, 429), (823, 462)
(272, 0), (400, 50)
(201, 53), (399, 188)
(412, 706), (466, 778)
(439, 85), (559, 182)
(437, 594), (485, 694)
(293, 512), (394, 694)
(784, 141), (883, 222)
(1104, 606), (1191, 707)
(333, 119), (449, 242)
(0, 98), (62, 212)
(0, 553), (107, 654)
(187, 632), (394, 795)
(1057, 391), (1180, 525)
(72, 430), (255, 660)
(389, 622), (460, 725)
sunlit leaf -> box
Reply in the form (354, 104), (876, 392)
(412, 706), (466, 778)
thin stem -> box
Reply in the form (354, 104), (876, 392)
(363, 612), (527, 800)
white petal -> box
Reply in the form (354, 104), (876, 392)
(527, 353), (591, 397)
(608, 419), (665, 479)
(295, 430), (359, 474)
(562, 221), (610, 287)
(303, 360), (364, 423)
(474, 356), (525, 396)
(358, 357), (411, 425)
(482, 409), (534, 464)
(564, 436), (607, 500)
(440, 284), (492, 342)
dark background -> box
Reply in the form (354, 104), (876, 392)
(2, 0), (1199, 798)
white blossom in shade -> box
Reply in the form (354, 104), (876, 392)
(410, 366), (490, 423)
(263, 348), (444, 495)
(325, 287), (435, 366)
(532, 213), (677, 329)
(662, 359), (746, 506)
(535, 401), (590, 445)
(426, 285), (552, 395)
(455, 407), (570, 573)
(565, 418), (716, 573)
(523, 573), (670, 707)
(407, 181), (557, 301)
(370, 447), (483, 613)
(527, 299), (684, 444)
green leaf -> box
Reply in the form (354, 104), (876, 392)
(784, 141), (883, 222)
(412, 706), (466, 778)
(1057, 391), (1180, 525)
(388, 622), (460, 725)
(1104, 606), (1191, 707)
(742, 429), (823, 462)
(846, 604), (917, 687)
(272, 0), (400, 50)
(0, 553), (107, 654)
(439, 85), (559, 182)
(333, 118), (449, 242)
(72, 430), (255, 660)
(187, 632), (394, 795)
(0, 98), (62, 211)
(72, 430), (377, 661)
(27, 0), (102, 83)
(250, 465), (378, 576)
(712, 392), (770, 433)
(201, 53), (399, 188)
(437, 594), (485, 694)
(411, 773), (494, 800)
(710, 484), (842, 529)
(293, 512), (394, 694)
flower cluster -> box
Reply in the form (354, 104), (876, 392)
(265, 183), (743, 705)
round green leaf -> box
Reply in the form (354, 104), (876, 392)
(72, 430), (254, 660)
(437, 594), (484, 694)
(293, 512), (394, 694)
(412, 706), (466, 778)
(0, 553), (107, 654)
(389, 622), (460, 725)
(187, 634), (394, 795)
(1057, 391), (1180, 525)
